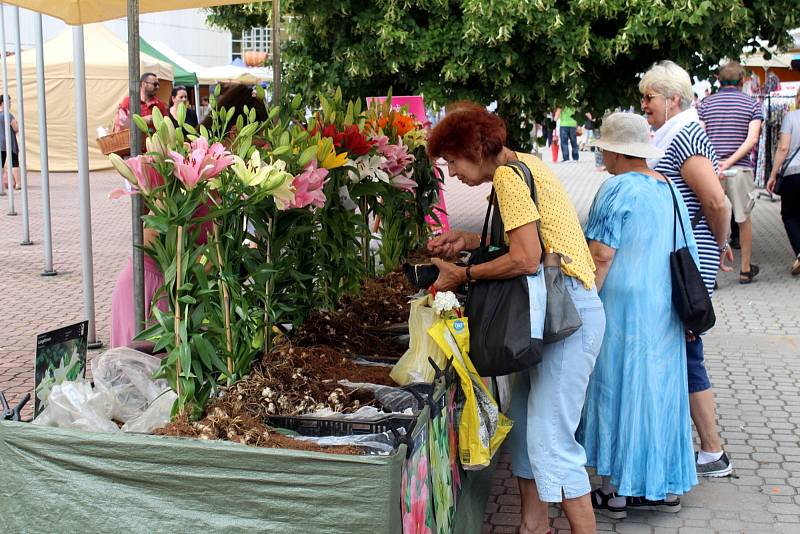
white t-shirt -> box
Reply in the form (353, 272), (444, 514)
(780, 109), (800, 176)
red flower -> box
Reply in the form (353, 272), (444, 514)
(320, 124), (343, 147)
(340, 124), (374, 156)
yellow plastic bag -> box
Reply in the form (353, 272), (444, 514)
(390, 294), (448, 386)
(428, 318), (512, 470)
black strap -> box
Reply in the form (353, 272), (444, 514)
(479, 188), (495, 248)
(504, 160), (548, 255)
(779, 143), (800, 179)
(665, 178), (689, 252)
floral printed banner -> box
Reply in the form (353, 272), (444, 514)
(402, 422), (435, 534)
(428, 387), (458, 533)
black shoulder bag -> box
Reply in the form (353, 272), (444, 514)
(464, 188), (544, 377)
(775, 143), (800, 197)
(666, 181), (716, 334)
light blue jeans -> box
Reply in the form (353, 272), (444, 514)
(505, 276), (605, 502)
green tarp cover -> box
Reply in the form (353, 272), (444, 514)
(0, 421), (403, 533)
(140, 38), (198, 86)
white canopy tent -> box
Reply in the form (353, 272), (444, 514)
(2, 24), (174, 171)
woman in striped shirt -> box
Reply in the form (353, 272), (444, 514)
(639, 60), (735, 478)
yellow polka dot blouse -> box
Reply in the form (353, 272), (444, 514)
(492, 152), (596, 289)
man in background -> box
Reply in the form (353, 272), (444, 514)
(554, 106), (579, 162)
(699, 61), (763, 285)
(113, 72), (168, 132)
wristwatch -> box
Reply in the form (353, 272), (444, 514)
(719, 240), (730, 254)
(465, 265), (476, 283)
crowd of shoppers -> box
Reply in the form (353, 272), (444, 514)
(423, 55), (786, 529)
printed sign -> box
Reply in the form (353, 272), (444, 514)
(34, 321), (88, 416)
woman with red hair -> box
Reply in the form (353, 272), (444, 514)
(427, 103), (604, 534)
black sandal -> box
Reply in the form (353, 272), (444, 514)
(591, 488), (627, 519)
(739, 264), (760, 284)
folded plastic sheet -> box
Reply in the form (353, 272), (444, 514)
(0, 421), (404, 533)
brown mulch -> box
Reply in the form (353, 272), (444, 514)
(154, 268), (422, 454)
(291, 271), (417, 358)
(153, 345), (396, 455)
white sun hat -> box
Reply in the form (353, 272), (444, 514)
(591, 112), (664, 159)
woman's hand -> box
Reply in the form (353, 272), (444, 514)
(427, 230), (477, 257)
(719, 246), (734, 272)
(766, 175), (777, 194)
(430, 258), (466, 292)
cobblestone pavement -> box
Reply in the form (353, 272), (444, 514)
(1, 153), (799, 533)
(440, 151), (800, 534)
(0, 171), (130, 418)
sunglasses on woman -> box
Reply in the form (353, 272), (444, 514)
(640, 93), (664, 104)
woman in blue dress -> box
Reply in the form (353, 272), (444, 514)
(577, 113), (698, 519)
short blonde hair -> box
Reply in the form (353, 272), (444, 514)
(638, 60), (695, 111)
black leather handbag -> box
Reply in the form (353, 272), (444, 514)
(666, 181), (716, 334)
(464, 189), (544, 377)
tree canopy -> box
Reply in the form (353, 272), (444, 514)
(209, 0), (799, 148)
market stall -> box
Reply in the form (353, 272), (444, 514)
(0, 89), (502, 533)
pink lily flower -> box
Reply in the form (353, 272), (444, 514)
(168, 137), (234, 191)
(289, 160), (328, 209)
(391, 175), (418, 193)
(108, 154), (163, 199)
(373, 138), (417, 192)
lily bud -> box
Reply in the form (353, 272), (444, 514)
(109, 153), (136, 185)
(146, 134), (168, 157)
(164, 114), (177, 147)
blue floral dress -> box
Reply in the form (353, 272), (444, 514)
(577, 172), (698, 500)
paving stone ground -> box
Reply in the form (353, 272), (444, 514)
(0, 170), (129, 419)
(1, 152), (799, 533)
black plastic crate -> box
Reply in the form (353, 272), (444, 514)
(266, 413), (416, 438)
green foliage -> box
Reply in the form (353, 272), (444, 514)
(126, 86), (445, 417)
(205, 3), (271, 34)
(259, 0), (798, 148)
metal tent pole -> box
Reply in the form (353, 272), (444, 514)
(0, 6), (3, 197)
(13, 6), (30, 244)
(270, 0), (280, 104)
(128, 0), (145, 334)
(72, 25), (102, 349)
(193, 83), (200, 118)
(35, 13), (55, 275)
(1, 4), (16, 212)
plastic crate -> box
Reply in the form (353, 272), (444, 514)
(266, 413), (416, 438)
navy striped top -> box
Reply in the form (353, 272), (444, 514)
(654, 122), (720, 296)
(697, 88), (762, 168)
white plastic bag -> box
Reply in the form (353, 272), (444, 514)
(32, 381), (119, 433)
(91, 347), (168, 422)
(121, 390), (177, 433)
(390, 294), (448, 386)
(33, 348), (172, 434)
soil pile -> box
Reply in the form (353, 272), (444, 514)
(155, 345), (395, 454)
(292, 271), (417, 357)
